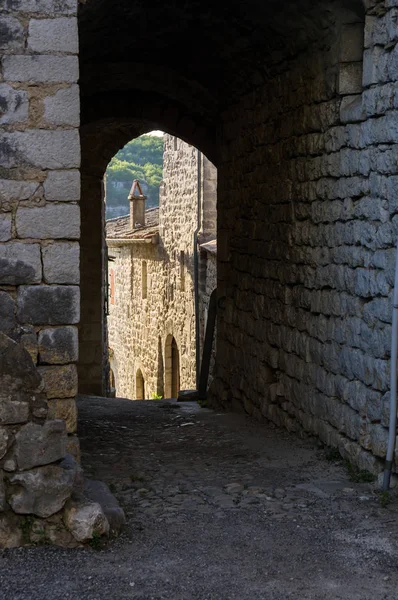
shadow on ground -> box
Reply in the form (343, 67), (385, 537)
(1, 396), (398, 600)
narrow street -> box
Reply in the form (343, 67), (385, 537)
(1, 396), (398, 600)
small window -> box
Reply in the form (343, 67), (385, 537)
(110, 268), (115, 305)
(142, 261), (147, 299)
(180, 251), (185, 292)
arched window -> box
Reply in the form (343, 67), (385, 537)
(136, 369), (145, 400)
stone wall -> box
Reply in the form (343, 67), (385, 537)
(199, 248), (217, 389)
(0, 0), (81, 454)
(211, 0), (398, 473)
(107, 136), (217, 399)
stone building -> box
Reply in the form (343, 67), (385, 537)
(106, 135), (217, 399)
(2, 0), (398, 545)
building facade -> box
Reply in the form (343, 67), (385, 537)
(106, 135), (217, 399)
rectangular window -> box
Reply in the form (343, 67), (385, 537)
(142, 261), (147, 299)
(180, 251), (185, 292)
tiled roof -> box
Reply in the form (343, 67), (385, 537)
(106, 207), (159, 240)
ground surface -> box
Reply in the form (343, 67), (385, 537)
(1, 397), (398, 599)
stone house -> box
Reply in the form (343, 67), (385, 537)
(106, 135), (217, 399)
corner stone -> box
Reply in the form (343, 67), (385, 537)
(38, 326), (78, 364)
(15, 420), (67, 470)
(42, 242), (79, 284)
(38, 365), (78, 399)
(17, 285), (80, 325)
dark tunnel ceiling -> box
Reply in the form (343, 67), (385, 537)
(79, 0), (364, 102)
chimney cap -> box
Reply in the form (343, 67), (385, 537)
(128, 179), (147, 201)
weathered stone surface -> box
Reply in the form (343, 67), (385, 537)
(44, 170), (80, 202)
(0, 292), (15, 333)
(0, 179), (40, 202)
(29, 515), (80, 548)
(0, 83), (28, 124)
(7, 464), (74, 517)
(48, 398), (77, 433)
(1, 0), (76, 13)
(15, 420), (67, 470)
(28, 18), (78, 53)
(63, 496), (109, 542)
(17, 285), (80, 325)
(2, 56), (79, 84)
(0, 513), (23, 549)
(0, 427), (9, 460)
(16, 204), (80, 239)
(0, 16), (24, 51)
(44, 84), (79, 127)
(0, 401), (29, 426)
(38, 365), (78, 400)
(59, 453), (84, 494)
(0, 242), (41, 285)
(84, 479), (126, 535)
(0, 471), (5, 511)
(20, 332), (38, 364)
(1, 130), (80, 169)
(66, 435), (80, 462)
(42, 242), (80, 284)
(0, 214), (12, 242)
(38, 326), (78, 364)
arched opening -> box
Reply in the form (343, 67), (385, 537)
(165, 335), (180, 399)
(136, 369), (145, 400)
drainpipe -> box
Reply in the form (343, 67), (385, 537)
(193, 149), (202, 387)
(383, 239), (398, 490)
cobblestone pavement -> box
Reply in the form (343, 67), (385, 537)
(2, 396), (398, 600)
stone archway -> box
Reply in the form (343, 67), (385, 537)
(135, 369), (145, 400)
(165, 335), (180, 399)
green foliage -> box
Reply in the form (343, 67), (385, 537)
(379, 491), (392, 508)
(105, 134), (164, 219)
(151, 392), (163, 400)
(21, 516), (34, 542)
(344, 460), (376, 483)
(89, 530), (102, 550)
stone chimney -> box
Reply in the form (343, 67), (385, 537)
(128, 179), (147, 229)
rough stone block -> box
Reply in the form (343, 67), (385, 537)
(2, 55), (79, 83)
(44, 84), (79, 127)
(20, 332), (38, 364)
(0, 179), (40, 202)
(0, 84), (28, 124)
(0, 214), (12, 242)
(44, 170), (80, 202)
(42, 242), (79, 284)
(0, 401), (29, 425)
(1, 130), (80, 169)
(48, 398), (77, 433)
(340, 95), (366, 123)
(17, 285), (80, 325)
(0, 513), (23, 549)
(15, 420), (67, 470)
(63, 496), (109, 542)
(84, 479), (126, 535)
(7, 463), (74, 517)
(38, 364), (78, 399)
(0, 291), (15, 333)
(28, 18), (78, 53)
(38, 326), (78, 364)
(1, 0), (76, 13)
(0, 16), (24, 51)
(0, 427), (9, 460)
(0, 471), (4, 512)
(338, 62), (363, 95)
(340, 23), (365, 63)
(16, 204), (80, 239)
(0, 242), (42, 285)
(66, 435), (80, 462)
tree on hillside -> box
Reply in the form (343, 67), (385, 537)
(105, 135), (164, 219)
